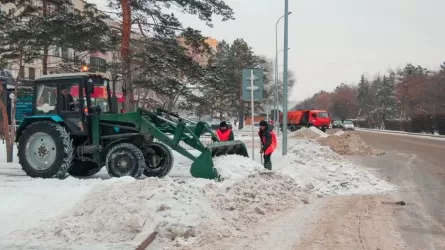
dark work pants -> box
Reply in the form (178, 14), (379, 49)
(263, 154), (272, 170)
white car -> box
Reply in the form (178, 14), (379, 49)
(342, 120), (355, 131)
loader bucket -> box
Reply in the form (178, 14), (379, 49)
(190, 140), (249, 180)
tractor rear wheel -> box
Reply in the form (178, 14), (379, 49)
(18, 121), (74, 179)
(141, 141), (174, 178)
(105, 143), (145, 178)
(68, 160), (102, 177)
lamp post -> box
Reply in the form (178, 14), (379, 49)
(275, 11), (292, 136)
(282, 0), (290, 155)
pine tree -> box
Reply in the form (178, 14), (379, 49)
(104, 0), (235, 110)
(374, 74), (397, 129)
(131, 29), (214, 112)
(357, 74), (369, 118)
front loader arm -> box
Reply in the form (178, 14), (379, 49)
(139, 115), (207, 161)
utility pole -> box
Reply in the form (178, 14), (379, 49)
(282, 0), (290, 155)
(275, 12), (291, 137)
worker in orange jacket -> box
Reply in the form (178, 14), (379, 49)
(216, 121), (234, 141)
(258, 120), (277, 170)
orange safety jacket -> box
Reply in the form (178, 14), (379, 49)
(216, 128), (234, 141)
(258, 128), (277, 155)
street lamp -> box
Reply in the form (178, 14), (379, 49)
(275, 12), (292, 136)
(282, 0), (290, 155)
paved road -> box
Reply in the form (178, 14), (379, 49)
(348, 130), (445, 249)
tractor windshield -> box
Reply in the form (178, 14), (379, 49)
(35, 84), (58, 113)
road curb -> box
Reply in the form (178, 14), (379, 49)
(355, 128), (445, 139)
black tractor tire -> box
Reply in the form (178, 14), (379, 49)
(18, 121), (74, 179)
(105, 143), (145, 178)
(321, 127), (327, 132)
(68, 159), (102, 177)
(141, 141), (174, 178)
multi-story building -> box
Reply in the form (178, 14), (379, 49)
(0, 0), (119, 80)
(0, 0), (164, 107)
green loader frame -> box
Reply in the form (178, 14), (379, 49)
(15, 73), (248, 180)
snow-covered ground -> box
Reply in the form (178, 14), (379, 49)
(0, 131), (396, 249)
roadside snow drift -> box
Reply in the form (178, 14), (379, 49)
(0, 138), (395, 249)
(277, 139), (395, 195)
(2, 168), (306, 250)
(318, 133), (385, 156)
(294, 127), (384, 156)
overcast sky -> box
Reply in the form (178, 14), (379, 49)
(88, 0), (445, 102)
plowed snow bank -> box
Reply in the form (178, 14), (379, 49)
(1, 139), (394, 250)
(318, 133), (384, 156)
(277, 139), (395, 196)
(293, 127), (328, 139)
(294, 127), (384, 156)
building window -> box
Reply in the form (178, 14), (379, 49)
(61, 47), (69, 60)
(19, 66), (25, 78)
(89, 57), (107, 73)
(29, 67), (35, 80)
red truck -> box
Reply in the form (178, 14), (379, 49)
(279, 109), (331, 132)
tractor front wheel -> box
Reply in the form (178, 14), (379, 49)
(105, 143), (145, 178)
(18, 121), (74, 178)
(68, 160), (102, 177)
(141, 141), (174, 178)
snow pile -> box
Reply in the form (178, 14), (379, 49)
(213, 155), (263, 182)
(318, 132), (384, 156)
(293, 127), (328, 139)
(334, 130), (345, 136)
(4, 178), (225, 249)
(3, 169), (306, 249)
(309, 126), (329, 137)
(205, 172), (305, 227)
(0, 139), (394, 249)
(0, 173), (125, 239)
(186, 172), (307, 248)
(292, 128), (383, 156)
(277, 139), (396, 196)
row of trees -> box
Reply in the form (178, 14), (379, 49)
(294, 63), (445, 132)
(192, 39), (296, 127)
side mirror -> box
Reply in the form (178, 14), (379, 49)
(86, 79), (94, 95)
(110, 96), (118, 113)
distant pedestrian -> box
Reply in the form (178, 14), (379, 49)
(216, 121), (234, 142)
(258, 120), (277, 170)
(234, 118), (237, 127)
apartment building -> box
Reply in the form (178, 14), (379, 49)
(0, 0), (118, 80)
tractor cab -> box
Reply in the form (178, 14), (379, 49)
(30, 72), (117, 137)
